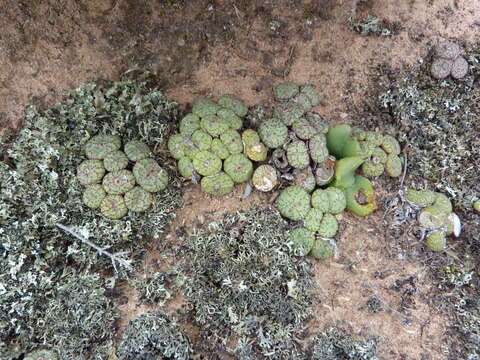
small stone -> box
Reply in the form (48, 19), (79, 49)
(252, 165), (278, 192)
(431, 58), (453, 80)
(77, 159), (106, 185)
(124, 140), (151, 162)
(100, 194), (128, 220)
(124, 186), (153, 212)
(83, 184), (107, 209)
(103, 150), (129, 172)
(288, 227), (315, 256)
(133, 158), (169, 192)
(451, 56), (468, 79)
(102, 169), (136, 195)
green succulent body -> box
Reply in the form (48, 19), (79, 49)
(276, 185), (311, 221)
(418, 206), (449, 229)
(325, 187), (347, 214)
(293, 93), (313, 111)
(223, 153), (253, 183)
(192, 151), (222, 177)
(371, 147), (388, 164)
(103, 150), (129, 172)
(365, 132), (384, 147)
(124, 186), (153, 212)
(385, 154), (402, 177)
(191, 130), (213, 151)
(100, 194), (128, 220)
(310, 239), (335, 259)
(287, 141), (310, 169)
(201, 172), (234, 196)
(217, 94), (248, 117)
(242, 129), (260, 146)
(426, 230), (446, 252)
(311, 189), (331, 213)
(309, 134), (329, 163)
(178, 156), (195, 179)
(326, 124), (352, 159)
(292, 118), (317, 140)
(294, 167), (316, 193)
(288, 227), (315, 256)
(317, 213), (338, 238)
(192, 99), (220, 117)
(273, 102), (305, 126)
(217, 108), (243, 130)
(306, 112), (329, 134)
(433, 193), (452, 213)
(258, 118), (288, 148)
(245, 142), (268, 162)
(299, 84), (319, 107)
(24, 349), (59, 360)
(83, 184), (107, 209)
(381, 135), (401, 155)
(252, 165), (278, 192)
(168, 134), (188, 160)
(124, 140), (151, 161)
(220, 129), (243, 154)
(344, 175), (377, 216)
(303, 208), (324, 232)
(362, 160), (384, 177)
(85, 135), (121, 160)
(210, 138), (230, 160)
(273, 82), (300, 101)
(133, 158), (169, 192)
(77, 159), (106, 185)
(406, 189), (436, 206)
(473, 200), (480, 213)
(102, 169), (136, 195)
(200, 114), (230, 136)
(351, 128), (367, 141)
(179, 114), (200, 136)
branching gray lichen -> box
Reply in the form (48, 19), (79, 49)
(0, 75), (182, 357)
(179, 206), (315, 359)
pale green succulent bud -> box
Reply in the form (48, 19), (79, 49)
(310, 239), (335, 259)
(217, 108), (243, 130)
(223, 153), (253, 183)
(426, 230), (446, 252)
(288, 227), (315, 256)
(406, 189), (436, 207)
(201, 172), (234, 196)
(191, 129), (212, 151)
(168, 134), (189, 160)
(103, 150), (129, 172)
(124, 186), (153, 212)
(124, 140), (151, 162)
(381, 135), (401, 155)
(177, 156), (195, 179)
(200, 114), (230, 136)
(192, 99), (220, 117)
(77, 159), (106, 185)
(385, 154), (402, 177)
(276, 185), (311, 221)
(85, 134), (121, 160)
(220, 129), (243, 154)
(179, 113), (200, 136)
(133, 158), (169, 192)
(83, 184), (107, 209)
(317, 213), (338, 238)
(303, 208), (324, 232)
(217, 94), (248, 117)
(100, 194), (128, 220)
(192, 151), (222, 177)
(273, 81), (300, 101)
(210, 138), (230, 160)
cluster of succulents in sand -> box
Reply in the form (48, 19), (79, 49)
(430, 41), (468, 80)
(78, 135), (168, 219)
(168, 95), (269, 195)
(407, 189), (461, 251)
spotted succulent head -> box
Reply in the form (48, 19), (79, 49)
(192, 99), (220, 117)
(309, 133), (329, 163)
(303, 208), (324, 232)
(258, 118), (288, 148)
(385, 154), (402, 177)
(83, 184), (107, 209)
(179, 113), (200, 136)
(252, 165), (278, 192)
(85, 134), (121, 160)
(100, 194), (128, 220)
(288, 227), (315, 256)
(124, 140), (151, 162)
(103, 150), (129, 172)
(217, 108), (243, 130)
(192, 151), (222, 177)
(293, 167), (316, 193)
(77, 159), (106, 185)
(223, 153), (253, 184)
(200, 172), (235, 196)
(273, 82), (300, 101)
(217, 94), (248, 117)
(200, 114), (230, 136)
(124, 186), (153, 212)
(220, 129), (243, 154)
(317, 213), (338, 238)
(133, 158), (169, 192)
(276, 185), (311, 221)
(310, 238), (335, 259)
(102, 169), (136, 195)
(286, 140), (310, 169)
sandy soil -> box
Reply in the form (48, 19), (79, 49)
(1, 0), (479, 358)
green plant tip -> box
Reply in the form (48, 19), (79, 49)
(200, 114), (230, 136)
(292, 118), (318, 140)
(192, 99), (220, 117)
(252, 165), (278, 192)
(381, 135), (401, 155)
(217, 108), (243, 130)
(273, 82), (300, 101)
(245, 141), (268, 162)
(210, 138), (230, 160)
(83, 184), (107, 209)
(317, 213), (338, 238)
(287, 140), (310, 169)
(100, 194), (128, 220)
(303, 208), (324, 232)
(294, 167), (316, 193)
(191, 129), (213, 151)
(276, 185), (311, 221)
(224, 153), (253, 183)
(102, 169), (136, 195)
(426, 230), (446, 252)
(406, 189), (436, 207)
(85, 134), (121, 160)
(273, 102), (305, 126)
(192, 150), (222, 177)
(124, 186), (153, 212)
(258, 118), (288, 148)
(168, 134), (188, 160)
(288, 227), (315, 256)
(77, 159), (106, 185)
(124, 140), (151, 162)
(201, 172), (235, 196)
(242, 129), (260, 146)
(310, 239), (335, 259)
(179, 113), (200, 136)
(133, 158), (169, 192)
(220, 129), (243, 154)
(217, 94), (248, 117)
(103, 150), (129, 172)
(177, 156), (195, 179)
(385, 154), (402, 177)
(309, 133), (329, 163)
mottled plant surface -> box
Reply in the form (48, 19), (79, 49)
(178, 206), (316, 359)
(0, 75), (182, 358)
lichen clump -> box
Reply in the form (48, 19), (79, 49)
(0, 76), (182, 358)
(78, 136), (169, 219)
(169, 95), (268, 196)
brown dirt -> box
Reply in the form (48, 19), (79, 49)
(2, 0), (479, 358)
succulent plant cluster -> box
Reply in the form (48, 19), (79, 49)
(431, 41), (468, 80)
(169, 95), (270, 195)
(407, 189), (461, 251)
(78, 135), (168, 219)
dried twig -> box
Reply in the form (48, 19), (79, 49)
(55, 223), (133, 272)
